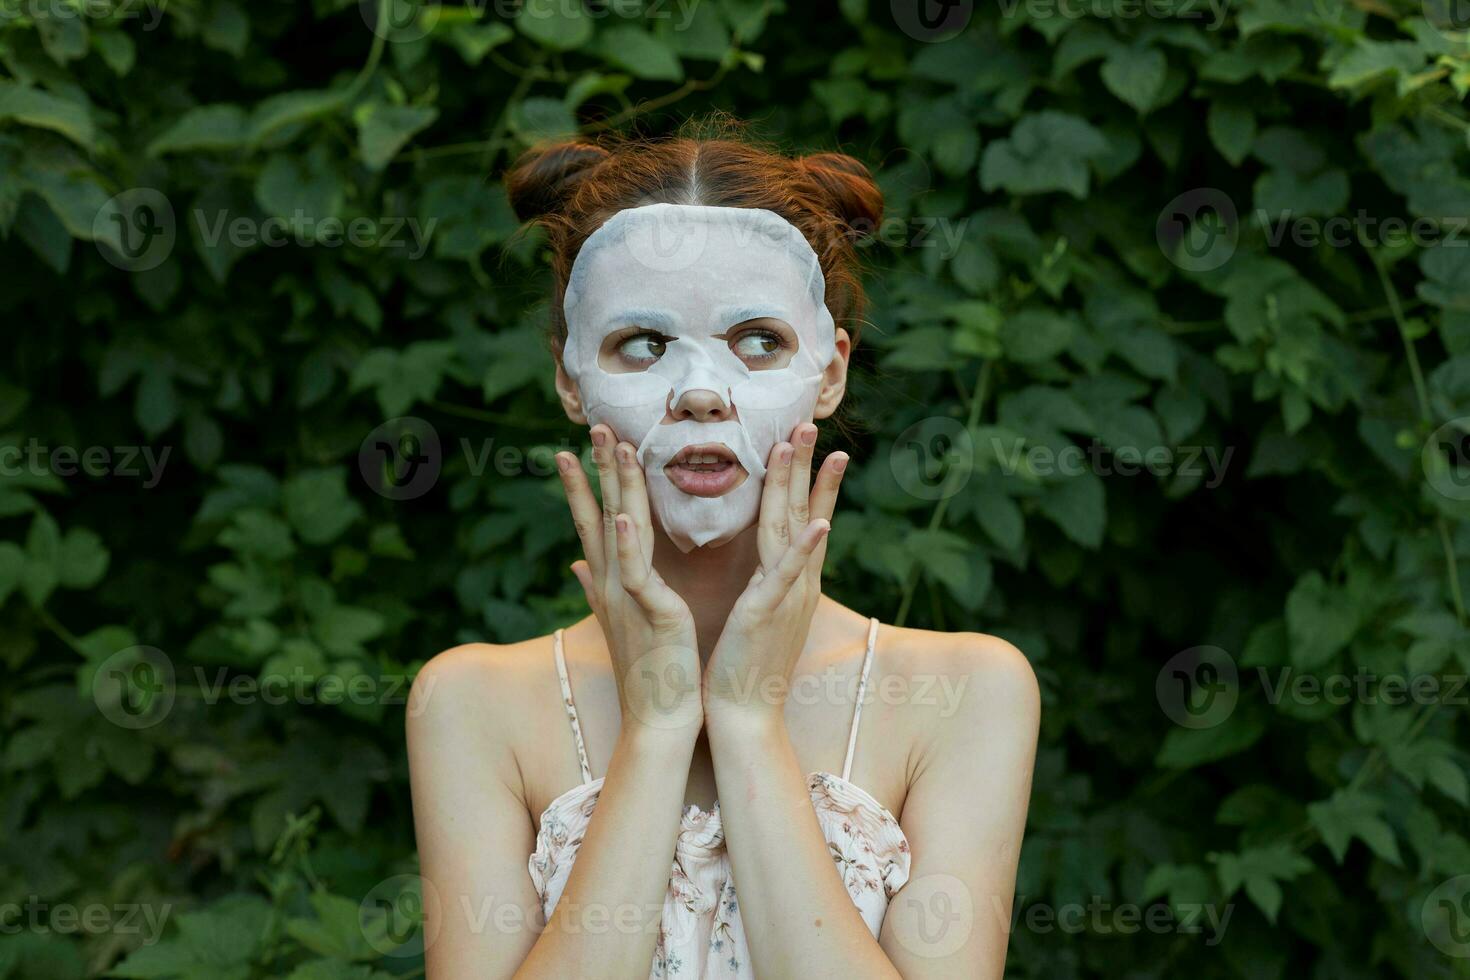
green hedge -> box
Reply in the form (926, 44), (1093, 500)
(2, 0), (1469, 977)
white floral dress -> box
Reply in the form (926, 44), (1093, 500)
(528, 620), (912, 978)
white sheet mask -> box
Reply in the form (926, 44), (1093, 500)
(562, 203), (836, 552)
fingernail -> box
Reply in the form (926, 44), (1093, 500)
(557, 453), (571, 473)
(832, 454), (848, 473)
(781, 445), (795, 463)
(591, 429), (607, 448)
(801, 426), (817, 446)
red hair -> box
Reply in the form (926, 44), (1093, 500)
(504, 122), (884, 348)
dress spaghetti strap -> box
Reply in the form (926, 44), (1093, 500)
(840, 618), (880, 782)
(552, 629), (593, 785)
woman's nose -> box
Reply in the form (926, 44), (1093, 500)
(669, 387), (732, 422)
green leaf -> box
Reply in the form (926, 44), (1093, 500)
(1207, 100), (1256, 166)
(980, 111), (1109, 199)
(1307, 791), (1402, 865)
(1037, 471), (1105, 548)
(596, 26), (684, 82)
(1284, 572), (1359, 669)
(356, 103), (438, 170)
(0, 80), (95, 150)
(0, 542), (25, 605)
(248, 89), (348, 146)
(1158, 709), (1267, 769)
(149, 105), (248, 155)
(22, 512), (61, 607)
(254, 149), (345, 228)
(203, 0), (251, 58)
(349, 342), (455, 416)
(1215, 844), (1312, 923)
(1327, 40), (1425, 92)
(510, 97), (578, 141)
(516, 0), (593, 51)
(282, 469), (364, 546)
(1100, 47), (1167, 113)
(444, 21), (515, 65)
(1002, 309), (1076, 364)
(57, 528), (109, 588)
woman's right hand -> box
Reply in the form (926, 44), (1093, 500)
(556, 425), (702, 736)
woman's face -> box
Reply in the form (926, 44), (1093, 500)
(560, 204), (837, 552)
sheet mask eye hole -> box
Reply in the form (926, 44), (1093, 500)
(725, 319), (796, 369)
(604, 331), (667, 371)
(732, 332), (779, 359)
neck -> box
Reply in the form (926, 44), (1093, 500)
(650, 524), (761, 661)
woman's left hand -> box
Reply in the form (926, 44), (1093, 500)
(703, 421), (848, 727)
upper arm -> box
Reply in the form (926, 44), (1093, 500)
(879, 634), (1041, 979)
(407, 644), (541, 980)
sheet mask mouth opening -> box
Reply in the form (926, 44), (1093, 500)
(663, 443), (747, 497)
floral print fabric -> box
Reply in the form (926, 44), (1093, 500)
(527, 771), (911, 979)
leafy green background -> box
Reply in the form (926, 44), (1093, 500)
(2, 0), (1469, 977)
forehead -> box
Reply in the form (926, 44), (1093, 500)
(565, 205), (824, 329)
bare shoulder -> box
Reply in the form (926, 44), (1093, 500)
(877, 623), (1037, 690)
(876, 624), (1041, 739)
(406, 635), (563, 749)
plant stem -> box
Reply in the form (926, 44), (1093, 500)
(894, 360), (992, 627)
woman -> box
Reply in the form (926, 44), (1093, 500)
(407, 127), (1040, 979)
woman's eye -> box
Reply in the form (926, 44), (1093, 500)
(616, 333), (666, 364)
(731, 330), (782, 361)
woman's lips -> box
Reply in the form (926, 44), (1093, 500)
(663, 443), (748, 497)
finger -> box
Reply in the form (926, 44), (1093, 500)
(613, 514), (650, 596)
(764, 518), (830, 597)
(787, 422), (817, 529)
(808, 451), (848, 524)
(589, 425), (622, 581)
(757, 442), (795, 565)
(615, 513), (683, 624)
(558, 451), (605, 580)
(614, 442), (655, 557)
(570, 559), (598, 612)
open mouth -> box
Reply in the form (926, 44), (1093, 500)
(663, 442), (748, 497)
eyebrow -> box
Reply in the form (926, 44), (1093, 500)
(714, 304), (790, 327)
(604, 308), (679, 332)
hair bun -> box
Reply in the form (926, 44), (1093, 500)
(798, 152), (884, 236)
(505, 140), (611, 223)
